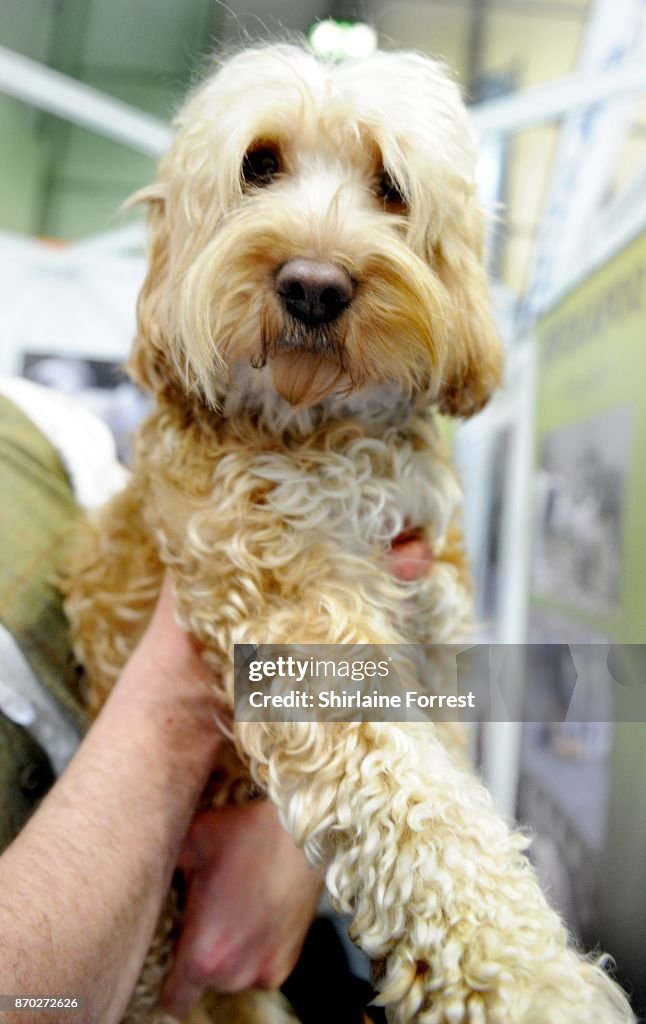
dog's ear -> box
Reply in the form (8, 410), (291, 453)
(433, 197), (503, 418)
(125, 184), (175, 397)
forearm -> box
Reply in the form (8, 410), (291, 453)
(0, 591), (221, 1024)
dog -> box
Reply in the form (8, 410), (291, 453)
(63, 43), (634, 1024)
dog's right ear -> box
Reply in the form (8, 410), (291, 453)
(432, 197), (504, 418)
(125, 184), (175, 397)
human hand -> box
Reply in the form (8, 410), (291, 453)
(160, 801), (323, 1018)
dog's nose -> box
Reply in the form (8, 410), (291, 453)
(276, 259), (354, 327)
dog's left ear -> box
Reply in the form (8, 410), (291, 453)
(433, 197), (503, 418)
(122, 184), (176, 397)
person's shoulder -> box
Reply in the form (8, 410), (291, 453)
(0, 375), (129, 508)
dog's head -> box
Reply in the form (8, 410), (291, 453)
(130, 44), (502, 418)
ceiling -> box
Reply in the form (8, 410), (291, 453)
(0, 0), (644, 299)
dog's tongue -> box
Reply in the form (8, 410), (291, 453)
(271, 351), (344, 407)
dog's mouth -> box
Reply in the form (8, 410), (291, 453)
(252, 324), (352, 408)
(270, 349), (348, 406)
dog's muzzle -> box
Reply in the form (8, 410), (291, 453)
(275, 259), (354, 328)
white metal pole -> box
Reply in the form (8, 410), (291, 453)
(472, 59), (646, 138)
(0, 45), (171, 156)
(1, 45), (645, 157)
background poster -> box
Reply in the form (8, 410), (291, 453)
(521, 230), (646, 956)
(531, 229), (646, 642)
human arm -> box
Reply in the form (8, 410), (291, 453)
(0, 577), (221, 1024)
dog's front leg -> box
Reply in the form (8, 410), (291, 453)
(235, 718), (633, 1024)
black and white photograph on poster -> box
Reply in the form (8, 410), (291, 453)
(520, 608), (615, 942)
(526, 607), (614, 763)
(532, 406), (634, 615)
(22, 352), (150, 463)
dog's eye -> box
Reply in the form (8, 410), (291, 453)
(376, 171), (407, 213)
(242, 146), (281, 188)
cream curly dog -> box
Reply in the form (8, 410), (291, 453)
(64, 43), (634, 1024)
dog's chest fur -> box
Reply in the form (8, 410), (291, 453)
(133, 395), (471, 665)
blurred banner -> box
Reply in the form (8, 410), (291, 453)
(531, 228), (646, 645)
(521, 229), (646, 963)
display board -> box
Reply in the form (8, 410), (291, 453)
(532, 229), (646, 642)
(522, 230), (646, 978)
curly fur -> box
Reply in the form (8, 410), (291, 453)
(62, 43), (633, 1024)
